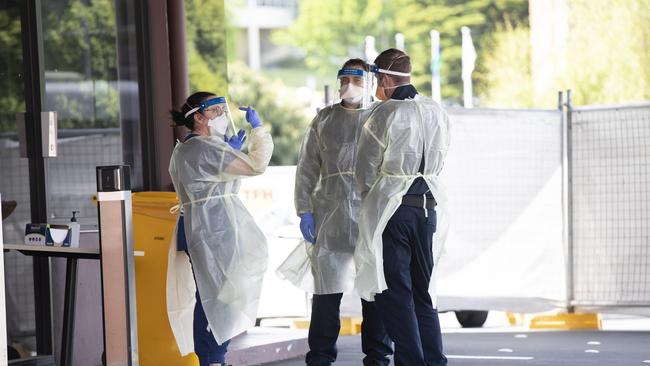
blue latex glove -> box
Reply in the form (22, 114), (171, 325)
(239, 106), (262, 128)
(298, 212), (316, 244)
(225, 129), (246, 150)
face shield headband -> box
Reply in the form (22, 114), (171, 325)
(368, 64), (411, 77)
(184, 96), (228, 118)
(337, 68), (366, 78)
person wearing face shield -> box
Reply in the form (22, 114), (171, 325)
(278, 59), (392, 366)
(354, 49), (451, 366)
(167, 92), (273, 366)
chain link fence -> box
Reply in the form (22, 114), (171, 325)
(569, 102), (650, 307)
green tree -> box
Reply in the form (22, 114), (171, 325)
(274, 0), (392, 77)
(392, 0), (528, 103)
(41, 0), (120, 128)
(479, 21), (533, 107)
(561, 0), (650, 105)
(0, 0), (121, 132)
(0, 4), (25, 132)
(276, 0), (528, 104)
(186, 0), (310, 165)
(185, 0), (229, 95)
(227, 62), (309, 166)
(482, 0), (650, 107)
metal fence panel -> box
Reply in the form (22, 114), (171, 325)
(437, 108), (566, 312)
(570, 103), (650, 306)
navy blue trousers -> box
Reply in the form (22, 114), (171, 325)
(178, 216), (230, 365)
(306, 293), (393, 366)
(375, 205), (447, 366)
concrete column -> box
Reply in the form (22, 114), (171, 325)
(167, 0), (190, 139)
(145, 1), (175, 191)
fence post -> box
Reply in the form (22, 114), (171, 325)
(565, 89), (575, 313)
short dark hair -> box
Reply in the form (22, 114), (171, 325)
(169, 91), (215, 130)
(375, 48), (411, 84)
(342, 58), (369, 72)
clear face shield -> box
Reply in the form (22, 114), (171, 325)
(368, 64), (412, 101)
(187, 96), (237, 137)
(336, 68), (374, 109)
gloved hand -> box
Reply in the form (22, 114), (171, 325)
(239, 106), (262, 128)
(298, 212), (316, 244)
(225, 129), (246, 150)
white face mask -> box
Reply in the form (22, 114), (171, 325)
(208, 114), (230, 136)
(339, 83), (364, 105)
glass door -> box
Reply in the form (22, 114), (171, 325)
(0, 0), (37, 357)
(2, 0), (144, 361)
(40, 0), (124, 226)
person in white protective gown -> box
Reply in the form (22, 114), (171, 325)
(277, 59), (393, 365)
(354, 49), (451, 366)
(167, 91), (273, 366)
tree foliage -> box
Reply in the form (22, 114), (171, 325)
(0, 4), (25, 132)
(482, 0), (650, 107)
(276, 0), (528, 103)
(227, 62), (309, 166)
(185, 0), (229, 95)
(1, 0), (121, 131)
(479, 21), (533, 107)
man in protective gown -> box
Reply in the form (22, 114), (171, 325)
(354, 49), (451, 366)
(279, 59), (393, 366)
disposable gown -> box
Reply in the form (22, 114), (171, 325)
(353, 94), (451, 302)
(278, 103), (373, 294)
(167, 126), (273, 347)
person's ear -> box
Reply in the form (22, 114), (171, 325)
(376, 74), (384, 87)
(193, 112), (204, 125)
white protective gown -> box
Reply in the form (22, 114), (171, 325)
(353, 94), (451, 302)
(278, 103), (373, 294)
(167, 126), (273, 348)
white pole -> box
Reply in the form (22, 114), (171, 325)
(395, 33), (405, 51)
(461, 26), (477, 108)
(430, 30), (441, 103)
(365, 35), (378, 62)
(247, 0), (261, 70)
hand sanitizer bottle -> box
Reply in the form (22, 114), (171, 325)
(69, 211), (80, 248)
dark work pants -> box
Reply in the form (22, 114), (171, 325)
(306, 293), (393, 365)
(375, 205), (446, 366)
(178, 216), (230, 366)
(193, 289), (230, 365)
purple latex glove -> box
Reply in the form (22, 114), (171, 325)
(225, 129), (246, 150)
(298, 212), (316, 244)
(239, 106), (262, 128)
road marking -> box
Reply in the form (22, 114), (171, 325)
(584, 349), (600, 353)
(498, 348), (514, 353)
(587, 341), (601, 345)
(641, 360), (650, 364)
(514, 334), (528, 338)
(448, 355), (534, 360)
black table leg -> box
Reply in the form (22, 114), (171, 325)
(60, 257), (78, 366)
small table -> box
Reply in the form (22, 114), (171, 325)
(2, 244), (144, 366)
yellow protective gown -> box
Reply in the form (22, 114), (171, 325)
(353, 94), (451, 302)
(278, 103), (374, 294)
(167, 126), (273, 347)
